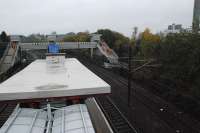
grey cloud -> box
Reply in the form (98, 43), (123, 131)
(0, 0), (194, 37)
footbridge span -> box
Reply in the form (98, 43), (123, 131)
(0, 35), (119, 73)
(19, 42), (98, 50)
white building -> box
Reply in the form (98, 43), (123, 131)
(164, 23), (183, 34)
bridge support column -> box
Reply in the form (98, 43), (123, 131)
(90, 48), (94, 59)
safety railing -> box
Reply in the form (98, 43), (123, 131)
(11, 45), (20, 66)
(19, 42), (98, 50)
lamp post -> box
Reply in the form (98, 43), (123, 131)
(128, 27), (138, 106)
(128, 45), (132, 107)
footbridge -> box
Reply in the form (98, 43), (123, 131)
(19, 42), (98, 50)
(0, 35), (119, 73)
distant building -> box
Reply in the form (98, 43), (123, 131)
(163, 23), (184, 36)
(167, 23), (182, 33)
(183, 27), (193, 33)
(193, 0), (200, 32)
(162, 24), (193, 36)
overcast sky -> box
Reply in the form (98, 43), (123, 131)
(0, 0), (194, 37)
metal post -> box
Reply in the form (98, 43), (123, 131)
(61, 109), (65, 133)
(90, 48), (93, 59)
(27, 110), (39, 133)
(128, 45), (132, 106)
(46, 104), (52, 133)
(19, 46), (22, 63)
(2, 105), (21, 133)
(47, 104), (51, 121)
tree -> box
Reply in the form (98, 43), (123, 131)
(63, 35), (78, 42)
(62, 32), (90, 42)
(77, 32), (90, 42)
(113, 32), (130, 53)
(97, 29), (116, 48)
(96, 29), (130, 54)
(23, 34), (41, 43)
(140, 28), (161, 58)
(141, 28), (160, 43)
(0, 31), (10, 42)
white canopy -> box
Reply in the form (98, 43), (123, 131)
(0, 58), (110, 101)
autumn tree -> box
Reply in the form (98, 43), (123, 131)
(140, 28), (161, 58)
(141, 28), (160, 43)
(63, 32), (90, 42)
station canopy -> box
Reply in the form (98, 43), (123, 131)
(0, 58), (110, 101)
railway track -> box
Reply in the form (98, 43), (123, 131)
(0, 103), (16, 127)
(0, 57), (199, 133)
(82, 61), (200, 133)
(96, 96), (138, 133)
(106, 71), (200, 133)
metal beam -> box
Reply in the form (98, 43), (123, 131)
(46, 104), (52, 133)
(27, 111), (39, 133)
(61, 109), (65, 133)
(2, 105), (21, 133)
(90, 48), (94, 59)
(79, 105), (88, 133)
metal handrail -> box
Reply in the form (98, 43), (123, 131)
(80, 105), (89, 133)
(19, 42), (98, 51)
(11, 45), (20, 66)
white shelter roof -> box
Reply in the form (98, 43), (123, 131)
(0, 58), (110, 101)
(0, 107), (47, 133)
(53, 104), (95, 133)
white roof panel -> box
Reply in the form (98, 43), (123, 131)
(52, 104), (95, 133)
(0, 58), (110, 101)
(0, 108), (47, 133)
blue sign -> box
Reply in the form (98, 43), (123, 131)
(48, 43), (59, 53)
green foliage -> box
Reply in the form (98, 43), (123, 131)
(0, 31), (10, 42)
(96, 29), (130, 53)
(114, 32), (130, 50)
(63, 32), (90, 42)
(139, 28), (161, 58)
(136, 30), (200, 97)
(22, 34), (47, 43)
(140, 43), (158, 58)
(63, 35), (79, 42)
(97, 29), (116, 48)
(77, 32), (90, 42)
(159, 33), (200, 86)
